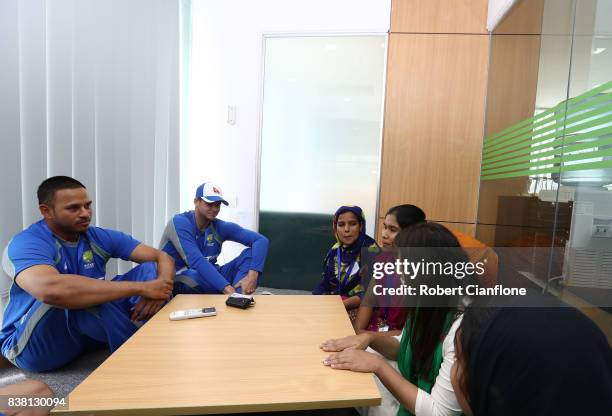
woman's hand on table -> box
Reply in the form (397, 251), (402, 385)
(320, 333), (371, 352)
(323, 349), (383, 373)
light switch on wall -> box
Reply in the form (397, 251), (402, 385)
(227, 105), (236, 125)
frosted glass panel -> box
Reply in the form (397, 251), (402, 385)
(259, 35), (386, 235)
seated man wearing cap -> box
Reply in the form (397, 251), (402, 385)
(160, 182), (269, 295)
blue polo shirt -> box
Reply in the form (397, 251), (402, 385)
(0, 220), (140, 348)
(160, 211), (269, 291)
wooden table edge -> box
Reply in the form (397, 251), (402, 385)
(51, 396), (382, 415)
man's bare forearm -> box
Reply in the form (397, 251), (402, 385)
(37, 274), (144, 309)
(155, 252), (175, 281)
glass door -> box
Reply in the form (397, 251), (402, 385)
(258, 35), (387, 290)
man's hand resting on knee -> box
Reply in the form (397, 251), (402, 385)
(131, 279), (174, 321)
(131, 299), (166, 322)
(138, 278), (174, 300)
(234, 270), (258, 295)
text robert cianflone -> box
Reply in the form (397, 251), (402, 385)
(372, 284), (527, 297)
(372, 259), (486, 280)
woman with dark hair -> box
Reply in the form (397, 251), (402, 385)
(312, 206), (379, 321)
(354, 204), (426, 334)
(380, 205), (426, 248)
(451, 299), (612, 416)
(322, 223), (469, 416)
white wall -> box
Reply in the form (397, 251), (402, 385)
(182, 0), (391, 233)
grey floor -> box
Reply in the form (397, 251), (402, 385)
(0, 288), (361, 415)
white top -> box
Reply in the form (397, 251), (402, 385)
(358, 316), (463, 416)
(414, 315), (463, 416)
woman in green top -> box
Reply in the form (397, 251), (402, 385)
(322, 223), (470, 416)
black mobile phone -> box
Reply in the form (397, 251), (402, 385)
(226, 296), (254, 309)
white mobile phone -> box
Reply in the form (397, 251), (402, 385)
(229, 293), (254, 300)
(169, 307), (217, 321)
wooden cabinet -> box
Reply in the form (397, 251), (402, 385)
(494, 196), (573, 247)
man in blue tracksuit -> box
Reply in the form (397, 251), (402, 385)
(0, 176), (175, 372)
(160, 182), (269, 295)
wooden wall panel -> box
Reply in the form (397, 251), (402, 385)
(483, 35), (541, 137)
(379, 34), (489, 224)
(390, 0), (488, 34)
(376, 218), (385, 246)
(477, 34), (541, 225)
(494, 0), (545, 34)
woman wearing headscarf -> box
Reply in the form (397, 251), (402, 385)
(451, 298), (612, 416)
(312, 205), (379, 320)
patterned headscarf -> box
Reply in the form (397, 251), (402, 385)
(312, 205), (378, 297)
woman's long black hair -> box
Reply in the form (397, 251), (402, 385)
(395, 222), (469, 379)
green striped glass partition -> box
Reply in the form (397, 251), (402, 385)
(481, 80), (612, 181)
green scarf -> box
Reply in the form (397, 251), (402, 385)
(396, 310), (456, 416)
